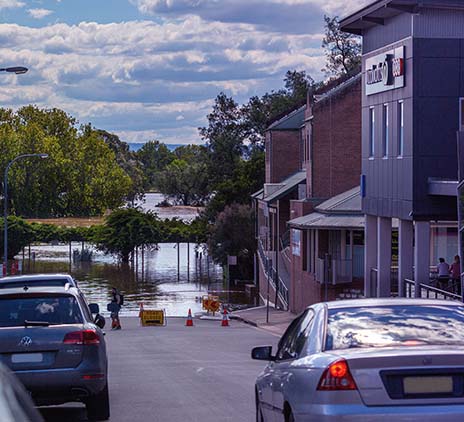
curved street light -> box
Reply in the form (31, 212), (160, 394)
(0, 67), (28, 75)
(3, 153), (49, 276)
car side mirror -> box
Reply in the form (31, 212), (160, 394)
(252, 346), (275, 361)
(89, 303), (100, 314)
(94, 314), (105, 329)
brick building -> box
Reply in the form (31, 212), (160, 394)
(253, 75), (363, 313)
(287, 74), (363, 313)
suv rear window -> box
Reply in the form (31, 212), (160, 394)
(325, 305), (464, 350)
(0, 295), (83, 327)
(0, 279), (71, 289)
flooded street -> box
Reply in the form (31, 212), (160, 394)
(13, 194), (253, 317)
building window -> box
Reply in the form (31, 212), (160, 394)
(369, 107), (375, 157)
(382, 104), (389, 157)
(398, 101), (404, 157)
(460, 98), (464, 131)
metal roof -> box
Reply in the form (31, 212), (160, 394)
(315, 186), (361, 214)
(340, 0), (464, 35)
(262, 171), (306, 204)
(251, 188), (264, 200)
(289, 212), (365, 230)
(267, 105), (306, 131)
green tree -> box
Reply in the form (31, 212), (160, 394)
(136, 140), (174, 190)
(0, 216), (35, 259)
(322, 15), (361, 77)
(207, 203), (256, 280)
(0, 106), (133, 218)
(199, 93), (246, 187)
(156, 158), (209, 206)
(93, 208), (164, 263)
(96, 129), (145, 203)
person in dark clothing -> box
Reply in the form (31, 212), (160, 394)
(110, 287), (122, 330)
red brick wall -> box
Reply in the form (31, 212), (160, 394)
(310, 79), (361, 198)
(266, 130), (301, 184)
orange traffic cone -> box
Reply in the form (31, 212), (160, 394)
(138, 302), (144, 319)
(221, 308), (229, 327)
(186, 309), (194, 327)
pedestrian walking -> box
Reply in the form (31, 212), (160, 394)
(437, 257), (450, 290)
(109, 287), (123, 330)
(450, 255), (461, 294)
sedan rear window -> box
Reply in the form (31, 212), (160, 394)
(325, 305), (464, 350)
(0, 295), (83, 327)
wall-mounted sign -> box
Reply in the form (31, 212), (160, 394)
(365, 46), (405, 96)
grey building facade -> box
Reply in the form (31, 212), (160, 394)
(341, 0), (464, 297)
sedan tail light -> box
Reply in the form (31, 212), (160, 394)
(63, 330), (100, 345)
(317, 359), (357, 391)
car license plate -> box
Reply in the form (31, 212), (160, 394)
(403, 376), (453, 394)
(11, 353), (43, 363)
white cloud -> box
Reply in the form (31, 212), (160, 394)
(0, 0), (24, 10)
(0, 12), (328, 144)
(27, 8), (54, 19)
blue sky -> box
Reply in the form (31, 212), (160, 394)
(0, 0), (367, 144)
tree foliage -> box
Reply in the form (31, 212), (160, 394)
(322, 15), (361, 77)
(207, 203), (256, 280)
(93, 208), (164, 263)
(0, 106), (133, 218)
(136, 140), (174, 191)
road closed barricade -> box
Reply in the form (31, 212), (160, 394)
(202, 295), (220, 315)
(140, 309), (166, 326)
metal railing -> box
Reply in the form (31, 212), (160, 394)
(404, 278), (461, 301)
(257, 240), (289, 310)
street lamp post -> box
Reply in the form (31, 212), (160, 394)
(3, 153), (48, 276)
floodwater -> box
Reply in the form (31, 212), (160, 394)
(13, 194), (252, 317)
(134, 192), (203, 221)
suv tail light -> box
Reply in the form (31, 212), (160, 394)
(63, 330), (100, 345)
(317, 359), (357, 391)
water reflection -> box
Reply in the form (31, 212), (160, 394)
(21, 243), (251, 317)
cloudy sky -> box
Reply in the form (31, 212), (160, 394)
(0, 0), (368, 145)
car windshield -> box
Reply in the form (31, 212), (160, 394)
(0, 279), (71, 289)
(325, 305), (464, 350)
(0, 295), (83, 327)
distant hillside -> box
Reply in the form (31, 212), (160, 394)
(128, 143), (186, 152)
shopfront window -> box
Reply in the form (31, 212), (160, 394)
(431, 226), (459, 265)
(460, 98), (464, 131)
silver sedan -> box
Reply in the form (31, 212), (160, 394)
(252, 298), (464, 421)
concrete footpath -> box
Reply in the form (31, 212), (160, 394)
(231, 305), (296, 337)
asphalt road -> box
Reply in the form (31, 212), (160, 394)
(39, 317), (279, 422)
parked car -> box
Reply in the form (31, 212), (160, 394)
(0, 284), (109, 421)
(252, 298), (464, 421)
(0, 362), (44, 422)
(0, 273), (79, 289)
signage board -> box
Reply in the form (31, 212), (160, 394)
(365, 46), (405, 96)
(141, 309), (166, 326)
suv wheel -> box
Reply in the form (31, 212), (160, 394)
(85, 383), (110, 421)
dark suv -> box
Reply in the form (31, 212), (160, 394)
(0, 285), (109, 420)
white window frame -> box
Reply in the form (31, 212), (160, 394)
(369, 106), (375, 158)
(382, 104), (389, 158)
(398, 100), (404, 157)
